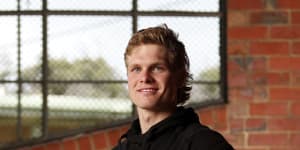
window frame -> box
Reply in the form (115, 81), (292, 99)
(0, 0), (227, 148)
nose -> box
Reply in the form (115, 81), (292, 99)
(139, 70), (154, 83)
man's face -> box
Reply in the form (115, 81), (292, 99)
(126, 44), (177, 112)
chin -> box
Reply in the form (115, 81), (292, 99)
(133, 101), (158, 110)
(135, 101), (157, 108)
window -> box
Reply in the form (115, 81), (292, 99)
(0, 0), (226, 148)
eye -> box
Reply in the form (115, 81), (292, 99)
(131, 66), (141, 73)
(152, 65), (165, 72)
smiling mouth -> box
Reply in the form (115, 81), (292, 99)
(137, 88), (158, 93)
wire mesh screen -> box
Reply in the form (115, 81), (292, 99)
(48, 16), (131, 80)
(0, 0), (225, 148)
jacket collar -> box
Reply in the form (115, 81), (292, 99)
(121, 106), (199, 144)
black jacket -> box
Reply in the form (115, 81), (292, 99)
(113, 107), (234, 150)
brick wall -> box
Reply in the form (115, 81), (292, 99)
(18, 0), (300, 150)
(226, 0), (300, 149)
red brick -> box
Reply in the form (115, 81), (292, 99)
(230, 57), (266, 72)
(270, 87), (300, 100)
(246, 118), (266, 131)
(45, 142), (61, 150)
(252, 72), (289, 85)
(253, 86), (268, 101)
(270, 147), (299, 150)
(228, 72), (248, 87)
(229, 26), (268, 39)
(78, 136), (92, 150)
(248, 133), (289, 146)
(230, 118), (244, 132)
(215, 107), (228, 130)
(250, 103), (288, 116)
(92, 132), (108, 149)
(107, 128), (121, 146)
(31, 145), (45, 150)
(234, 87), (254, 100)
(269, 57), (290, 70)
(276, 0), (300, 9)
(271, 26), (300, 39)
(227, 41), (248, 56)
(228, 88), (237, 100)
(269, 57), (300, 71)
(292, 11), (300, 24)
(269, 118), (300, 131)
(251, 73), (267, 85)
(290, 133), (300, 145)
(250, 41), (289, 55)
(291, 102), (300, 115)
(228, 59), (243, 72)
(224, 133), (245, 147)
(198, 109), (214, 127)
(120, 125), (130, 134)
(292, 42), (300, 55)
(250, 11), (288, 24)
(230, 57), (252, 71)
(267, 72), (290, 85)
(62, 139), (76, 150)
(228, 0), (265, 10)
(291, 71), (300, 85)
(228, 11), (249, 27)
(227, 101), (249, 117)
(250, 57), (267, 72)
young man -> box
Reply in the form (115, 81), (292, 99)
(113, 24), (233, 150)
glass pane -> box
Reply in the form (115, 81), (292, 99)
(138, 17), (220, 81)
(48, 83), (132, 136)
(0, 84), (17, 147)
(21, 0), (42, 10)
(48, 0), (132, 10)
(48, 16), (131, 80)
(48, 83), (128, 98)
(138, 0), (219, 12)
(0, 16), (17, 81)
(21, 83), (42, 139)
(189, 83), (220, 104)
(0, 0), (16, 10)
(20, 16), (42, 81)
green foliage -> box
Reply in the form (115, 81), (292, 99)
(49, 59), (73, 80)
(22, 57), (126, 98)
(198, 66), (219, 81)
(0, 71), (9, 80)
(197, 66), (220, 98)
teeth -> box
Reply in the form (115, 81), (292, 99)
(141, 89), (156, 92)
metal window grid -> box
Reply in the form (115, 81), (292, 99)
(0, 0), (227, 149)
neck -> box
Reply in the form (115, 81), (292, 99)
(137, 107), (176, 134)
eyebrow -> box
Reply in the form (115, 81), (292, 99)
(127, 62), (169, 70)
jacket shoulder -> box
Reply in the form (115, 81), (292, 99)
(183, 123), (234, 150)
